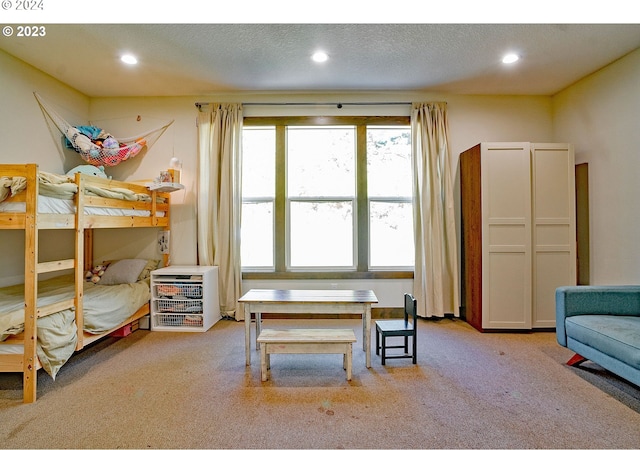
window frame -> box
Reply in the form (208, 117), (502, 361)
(242, 116), (413, 280)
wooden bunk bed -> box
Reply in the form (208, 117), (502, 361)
(0, 163), (171, 403)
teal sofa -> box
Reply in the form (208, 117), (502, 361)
(556, 286), (640, 387)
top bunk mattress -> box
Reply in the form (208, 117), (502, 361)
(0, 170), (165, 216)
(0, 195), (165, 217)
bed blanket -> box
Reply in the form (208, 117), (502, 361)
(38, 171), (77, 199)
(0, 172), (77, 202)
(85, 185), (152, 202)
(0, 176), (27, 202)
(0, 171), (152, 203)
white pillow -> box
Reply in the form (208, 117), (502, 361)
(97, 259), (149, 285)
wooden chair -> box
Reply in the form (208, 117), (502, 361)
(375, 293), (417, 365)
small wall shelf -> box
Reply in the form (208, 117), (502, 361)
(146, 182), (185, 192)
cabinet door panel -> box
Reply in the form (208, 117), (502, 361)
(481, 143), (531, 329)
(534, 252), (573, 327)
(485, 252), (530, 328)
(531, 143), (576, 328)
(484, 145), (531, 220)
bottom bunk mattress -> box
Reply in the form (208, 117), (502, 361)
(0, 274), (150, 378)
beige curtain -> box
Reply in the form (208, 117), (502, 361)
(411, 102), (459, 317)
(197, 104), (243, 319)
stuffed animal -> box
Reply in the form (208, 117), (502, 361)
(102, 137), (119, 149)
(66, 164), (111, 179)
(85, 264), (109, 283)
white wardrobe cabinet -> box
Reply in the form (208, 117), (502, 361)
(460, 142), (576, 331)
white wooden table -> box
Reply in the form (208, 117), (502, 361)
(238, 289), (378, 368)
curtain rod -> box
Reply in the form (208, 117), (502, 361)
(195, 101), (413, 109)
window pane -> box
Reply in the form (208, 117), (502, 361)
(367, 127), (412, 198)
(289, 201), (353, 268)
(242, 127), (275, 197)
(370, 201), (414, 268)
(288, 127), (355, 197)
(242, 127), (275, 269)
(241, 202), (274, 268)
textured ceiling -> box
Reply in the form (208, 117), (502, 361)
(1, 23), (639, 97)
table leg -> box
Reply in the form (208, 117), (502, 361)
(346, 342), (353, 381)
(361, 310), (366, 350)
(244, 303), (251, 366)
(260, 345), (268, 381)
(255, 312), (262, 350)
(364, 305), (371, 368)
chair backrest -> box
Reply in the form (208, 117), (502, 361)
(404, 293), (417, 328)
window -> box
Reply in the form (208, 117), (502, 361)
(367, 126), (414, 269)
(241, 117), (413, 278)
(240, 126), (275, 269)
(288, 126), (356, 269)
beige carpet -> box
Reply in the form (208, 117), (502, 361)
(1, 317), (639, 449)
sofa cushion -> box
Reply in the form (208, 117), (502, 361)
(565, 315), (640, 370)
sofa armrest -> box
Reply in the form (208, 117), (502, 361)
(555, 285), (640, 346)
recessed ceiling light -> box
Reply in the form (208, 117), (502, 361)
(121, 54), (138, 65)
(502, 53), (519, 64)
(311, 51), (328, 63)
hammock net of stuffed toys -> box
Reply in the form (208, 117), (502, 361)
(34, 92), (174, 167)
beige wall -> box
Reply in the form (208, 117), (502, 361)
(0, 51), (89, 171)
(553, 48), (640, 284)
(0, 51), (89, 285)
(87, 96), (200, 267)
(1, 47), (557, 311)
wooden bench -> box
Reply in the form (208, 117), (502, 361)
(256, 328), (357, 381)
